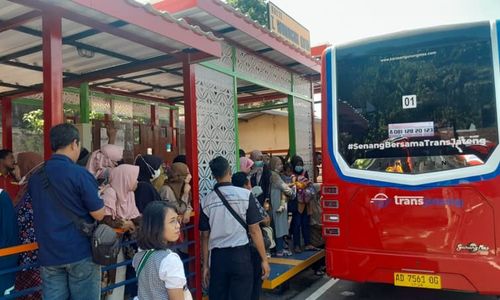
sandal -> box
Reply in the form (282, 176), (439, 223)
(304, 245), (320, 251)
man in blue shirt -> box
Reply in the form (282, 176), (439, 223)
(29, 124), (105, 300)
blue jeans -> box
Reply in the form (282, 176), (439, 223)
(41, 257), (101, 300)
(292, 210), (311, 247)
(276, 237), (285, 252)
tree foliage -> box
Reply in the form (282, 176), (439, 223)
(22, 108), (76, 134)
(22, 109), (45, 134)
(227, 0), (268, 26)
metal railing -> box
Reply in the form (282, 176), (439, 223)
(0, 222), (198, 300)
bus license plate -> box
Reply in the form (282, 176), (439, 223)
(394, 272), (441, 289)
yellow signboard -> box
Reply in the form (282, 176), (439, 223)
(267, 2), (310, 54)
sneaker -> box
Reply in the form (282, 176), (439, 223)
(276, 250), (293, 257)
(266, 252), (272, 259)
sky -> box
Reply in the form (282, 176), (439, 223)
(266, 0), (500, 46)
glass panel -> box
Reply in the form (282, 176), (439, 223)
(133, 125), (141, 144)
(13, 101), (44, 155)
(336, 23), (497, 174)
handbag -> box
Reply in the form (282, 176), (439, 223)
(214, 188), (271, 250)
(261, 226), (276, 249)
(38, 165), (120, 265)
(136, 250), (193, 300)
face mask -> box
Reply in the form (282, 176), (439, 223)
(151, 168), (161, 182)
(295, 166), (304, 173)
(254, 161), (264, 168)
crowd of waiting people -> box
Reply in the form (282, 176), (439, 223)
(0, 123), (323, 300)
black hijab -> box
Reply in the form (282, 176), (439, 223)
(134, 154), (162, 213)
(135, 155), (163, 182)
(291, 155), (309, 179)
(250, 164), (271, 206)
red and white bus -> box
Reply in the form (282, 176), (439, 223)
(321, 20), (500, 295)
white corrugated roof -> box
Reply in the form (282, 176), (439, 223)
(0, 0), (222, 101)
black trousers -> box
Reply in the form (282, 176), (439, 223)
(210, 244), (253, 300)
(250, 247), (262, 300)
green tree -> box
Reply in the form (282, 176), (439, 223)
(22, 108), (77, 134)
(22, 109), (45, 134)
(227, 0), (268, 26)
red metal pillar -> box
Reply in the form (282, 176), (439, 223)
(183, 58), (201, 299)
(1, 98), (13, 150)
(42, 12), (63, 159)
(150, 104), (158, 126)
(169, 108), (175, 128)
(169, 108), (177, 148)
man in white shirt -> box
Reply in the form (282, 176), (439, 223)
(199, 156), (270, 300)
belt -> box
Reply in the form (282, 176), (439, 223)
(212, 244), (250, 251)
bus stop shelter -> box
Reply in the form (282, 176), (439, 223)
(0, 0), (221, 298)
(0, 0), (321, 298)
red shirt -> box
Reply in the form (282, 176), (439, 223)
(0, 173), (20, 202)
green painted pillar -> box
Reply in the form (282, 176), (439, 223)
(79, 82), (90, 123)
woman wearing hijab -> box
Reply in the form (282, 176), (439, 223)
(290, 155), (318, 253)
(86, 144), (124, 185)
(14, 152), (44, 299)
(134, 154), (162, 213)
(160, 162), (193, 224)
(269, 157), (294, 257)
(1, 190), (19, 296)
(249, 150), (271, 206)
(100, 164), (141, 300)
(239, 157), (254, 175)
(101, 164), (141, 230)
(15, 152), (44, 206)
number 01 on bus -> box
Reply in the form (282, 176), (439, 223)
(394, 273), (441, 289)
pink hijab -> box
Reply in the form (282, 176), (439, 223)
(86, 144), (124, 179)
(239, 157), (254, 174)
(102, 164), (140, 220)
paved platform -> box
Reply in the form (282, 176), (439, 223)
(263, 249), (324, 290)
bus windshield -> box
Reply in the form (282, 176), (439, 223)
(335, 22), (498, 174)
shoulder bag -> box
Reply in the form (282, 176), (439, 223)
(214, 187), (272, 250)
(38, 165), (120, 265)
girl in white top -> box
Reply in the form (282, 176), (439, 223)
(133, 201), (191, 300)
